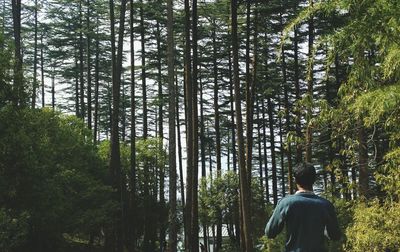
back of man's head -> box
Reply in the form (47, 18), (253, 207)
(294, 162), (316, 188)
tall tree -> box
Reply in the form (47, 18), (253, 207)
(79, 0), (85, 119)
(86, 0), (92, 129)
(212, 17), (222, 252)
(183, 0), (193, 248)
(167, 0), (177, 250)
(305, 0), (314, 163)
(231, 0), (252, 250)
(11, 0), (23, 106)
(191, 0), (199, 251)
(31, 0), (38, 108)
(129, 0), (136, 250)
(108, 0), (128, 250)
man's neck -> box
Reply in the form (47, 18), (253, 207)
(296, 185), (314, 193)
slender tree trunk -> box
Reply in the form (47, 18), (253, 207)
(278, 104), (286, 197)
(262, 99), (269, 202)
(191, 1), (199, 251)
(51, 71), (55, 110)
(305, 0), (314, 163)
(228, 23), (240, 245)
(183, 0), (193, 249)
(139, 1), (152, 249)
(128, 0), (136, 250)
(11, 0), (23, 106)
(279, 11), (293, 194)
(231, 0), (253, 250)
(200, 67), (206, 178)
(199, 57), (208, 251)
(167, 0), (177, 250)
(79, 0), (85, 119)
(256, 98), (263, 193)
(267, 97), (278, 205)
(93, 19), (100, 144)
(140, 0), (147, 138)
(31, 0), (38, 108)
(108, 0), (128, 251)
(228, 36), (237, 173)
(155, 14), (167, 250)
(176, 75), (185, 209)
(41, 34), (45, 108)
(75, 55), (80, 116)
(212, 19), (222, 252)
(86, 0), (92, 129)
(293, 25), (302, 163)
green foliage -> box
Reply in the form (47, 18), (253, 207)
(0, 208), (30, 251)
(0, 33), (16, 107)
(376, 148), (400, 200)
(345, 200), (400, 252)
(0, 107), (116, 251)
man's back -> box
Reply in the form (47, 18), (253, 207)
(265, 192), (341, 252)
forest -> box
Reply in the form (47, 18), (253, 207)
(0, 0), (399, 251)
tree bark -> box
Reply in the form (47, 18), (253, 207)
(231, 0), (253, 250)
(279, 10), (293, 194)
(268, 97), (278, 205)
(305, 0), (314, 163)
(86, 0), (92, 129)
(41, 34), (45, 108)
(167, 0), (177, 250)
(183, 0), (193, 249)
(93, 18), (100, 144)
(79, 0), (85, 119)
(191, 0), (199, 250)
(108, 0), (128, 250)
(31, 0), (38, 108)
(11, 0), (23, 106)
(128, 0), (136, 250)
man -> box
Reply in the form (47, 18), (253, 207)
(265, 162), (341, 252)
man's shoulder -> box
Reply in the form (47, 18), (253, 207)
(281, 193), (334, 206)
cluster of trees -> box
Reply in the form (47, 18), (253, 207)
(1, 0), (399, 251)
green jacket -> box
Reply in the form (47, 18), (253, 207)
(265, 192), (341, 252)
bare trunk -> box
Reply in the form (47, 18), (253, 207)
(31, 0), (38, 108)
(231, 0), (253, 250)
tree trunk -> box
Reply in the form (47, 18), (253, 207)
(167, 0), (177, 250)
(262, 99), (269, 202)
(86, 0), (92, 129)
(279, 10), (293, 194)
(183, 0), (193, 249)
(293, 25), (302, 163)
(79, 0), (85, 119)
(231, 0), (253, 250)
(41, 34), (45, 108)
(51, 71), (55, 110)
(267, 97), (278, 205)
(93, 19), (100, 144)
(305, 0), (314, 163)
(176, 75), (185, 209)
(191, 0), (199, 250)
(11, 0), (23, 106)
(212, 18), (222, 252)
(108, 0), (128, 251)
(129, 0), (136, 249)
(31, 0), (38, 108)
(75, 55), (80, 116)
(278, 104), (286, 197)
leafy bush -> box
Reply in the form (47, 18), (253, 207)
(345, 201), (400, 252)
(0, 107), (116, 251)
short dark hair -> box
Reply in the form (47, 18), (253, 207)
(293, 162), (316, 187)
